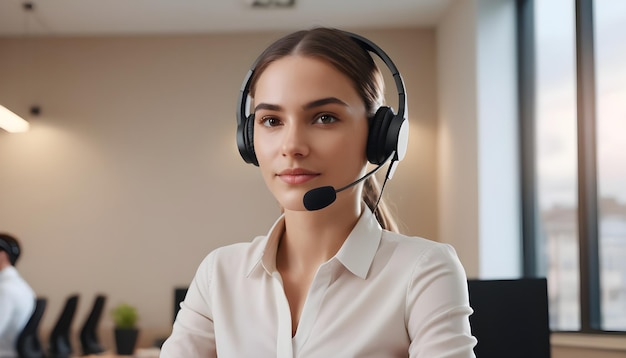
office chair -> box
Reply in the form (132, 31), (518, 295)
(16, 297), (47, 358)
(79, 294), (107, 355)
(48, 294), (79, 358)
(173, 287), (188, 323)
(468, 278), (551, 358)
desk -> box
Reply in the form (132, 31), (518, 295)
(84, 348), (160, 358)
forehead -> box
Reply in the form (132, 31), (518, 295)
(254, 55), (361, 105)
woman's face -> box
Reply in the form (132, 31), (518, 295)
(253, 55), (369, 211)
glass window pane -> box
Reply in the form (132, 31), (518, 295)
(594, 0), (626, 331)
(535, 0), (580, 331)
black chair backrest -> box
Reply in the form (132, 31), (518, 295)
(173, 287), (188, 323)
(79, 294), (106, 355)
(468, 278), (551, 358)
(48, 294), (79, 358)
(16, 297), (47, 358)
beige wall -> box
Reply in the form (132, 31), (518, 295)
(436, 0), (480, 277)
(0, 28), (438, 348)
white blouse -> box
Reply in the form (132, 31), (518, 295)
(160, 208), (477, 357)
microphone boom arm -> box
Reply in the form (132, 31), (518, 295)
(335, 151), (396, 193)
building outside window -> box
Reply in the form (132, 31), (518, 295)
(594, 0), (626, 332)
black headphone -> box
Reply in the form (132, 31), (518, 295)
(0, 234), (20, 266)
(236, 30), (409, 167)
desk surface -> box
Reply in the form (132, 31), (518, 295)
(84, 348), (160, 358)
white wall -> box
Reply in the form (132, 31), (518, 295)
(436, 0), (521, 279)
(476, 0), (521, 278)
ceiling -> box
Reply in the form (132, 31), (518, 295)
(0, 0), (453, 37)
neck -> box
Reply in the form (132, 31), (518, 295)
(278, 194), (362, 271)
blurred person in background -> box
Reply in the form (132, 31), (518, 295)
(0, 233), (35, 358)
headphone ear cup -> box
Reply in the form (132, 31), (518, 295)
(367, 107), (395, 165)
(244, 115), (258, 166)
(237, 114), (259, 166)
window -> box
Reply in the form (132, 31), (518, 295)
(520, 0), (626, 333)
(534, 0), (580, 331)
(594, 0), (626, 331)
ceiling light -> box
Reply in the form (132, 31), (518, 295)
(0, 2), (41, 133)
(0, 105), (30, 133)
(249, 0), (295, 8)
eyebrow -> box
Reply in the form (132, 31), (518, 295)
(253, 97), (349, 113)
(303, 97), (348, 110)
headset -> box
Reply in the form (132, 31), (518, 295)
(0, 234), (20, 266)
(236, 30), (409, 168)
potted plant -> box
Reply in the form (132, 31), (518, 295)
(111, 303), (139, 355)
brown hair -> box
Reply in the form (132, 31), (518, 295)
(249, 27), (400, 232)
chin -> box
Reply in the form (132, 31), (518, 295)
(279, 201), (308, 212)
(275, 193), (308, 212)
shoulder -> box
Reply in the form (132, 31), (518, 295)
(0, 267), (34, 299)
(382, 230), (457, 256)
(211, 235), (266, 260)
(196, 235), (267, 273)
(0, 266), (24, 285)
(381, 232), (470, 301)
(381, 230), (464, 272)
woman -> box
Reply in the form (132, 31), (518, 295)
(160, 27), (476, 357)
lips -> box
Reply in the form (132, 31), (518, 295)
(276, 168), (320, 184)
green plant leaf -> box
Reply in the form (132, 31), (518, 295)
(111, 303), (138, 329)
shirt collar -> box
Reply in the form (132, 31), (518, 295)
(245, 214), (285, 277)
(246, 206), (382, 280)
(334, 206), (382, 279)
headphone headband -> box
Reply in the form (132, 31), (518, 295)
(342, 31), (408, 123)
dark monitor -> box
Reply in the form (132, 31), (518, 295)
(468, 278), (551, 358)
(173, 287), (188, 323)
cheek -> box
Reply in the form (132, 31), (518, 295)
(327, 126), (369, 171)
(347, 124), (370, 160)
(253, 127), (277, 166)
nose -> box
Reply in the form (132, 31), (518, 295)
(281, 121), (310, 158)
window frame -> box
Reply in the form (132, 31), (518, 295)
(517, 0), (625, 335)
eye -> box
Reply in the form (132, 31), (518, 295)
(314, 114), (338, 125)
(260, 116), (282, 127)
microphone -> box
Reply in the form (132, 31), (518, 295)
(302, 152), (395, 211)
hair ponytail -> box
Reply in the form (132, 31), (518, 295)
(363, 177), (399, 233)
